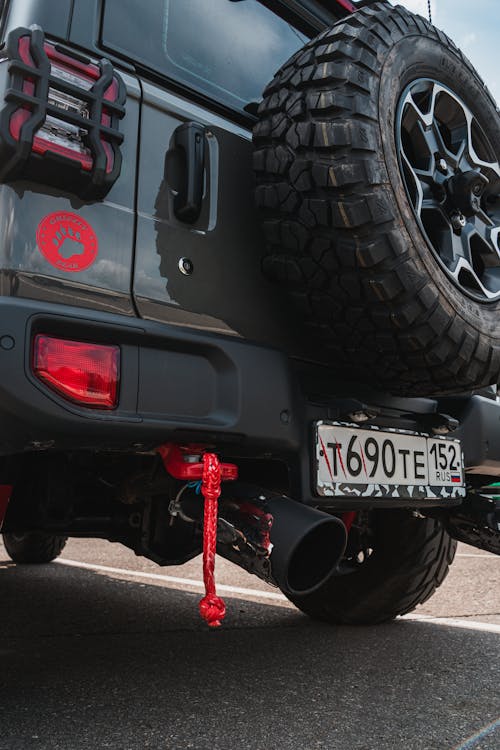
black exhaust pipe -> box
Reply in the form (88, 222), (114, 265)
(215, 485), (347, 596)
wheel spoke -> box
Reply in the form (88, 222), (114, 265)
(422, 122), (446, 161)
(421, 197), (442, 211)
(400, 149), (424, 213)
(397, 77), (500, 302)
(464, 110), (500, 179)
(401, 83), (437, 130)
(463, 218), (500, 267)
(482, 267), (500, 293)
(439, 226), (468, 265)
(460, 225), (477, 264)
(448, 256), (484, 295)
(400, 149), (440, 217)
(448, 216), (500, 298)
(451, 138), (467, 170)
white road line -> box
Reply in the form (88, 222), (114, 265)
(55, 558), (288, 601)
(56, 558), (500, 633)
(403, 615), (500, 635)
(456, 553), (499, 559)
(451, 717), (500, 750)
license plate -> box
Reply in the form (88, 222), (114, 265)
(316, 422), (466, 499)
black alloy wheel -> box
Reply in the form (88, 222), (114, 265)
(398, 78), (500, 302)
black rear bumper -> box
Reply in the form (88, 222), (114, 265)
(2, 297), (500, 506)
(0, 297), (301, 454)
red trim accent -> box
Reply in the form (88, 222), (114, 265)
(237, 502), (274, 555)
(104, 79), (119, 102)
(18, 36), (35, 67)
(45, 43), (100, 81)
(101, 138), (114, 174)
(31, 136), (93, 171)
(342, 511), (357, 533)
(9, 108), (30, 141)
(334, 0), (356, 12)
(157, 443), (238, 482)
(0, 486), (12, 531)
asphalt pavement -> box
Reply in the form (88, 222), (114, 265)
(0, 538), (498, 750)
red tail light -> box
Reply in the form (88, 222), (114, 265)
(33, 335), (120, 409)
(29, 42), (99, 172)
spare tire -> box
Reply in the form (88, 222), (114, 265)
(253, 2), (500, 395)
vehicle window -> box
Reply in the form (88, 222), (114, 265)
(102, 0), (309, 113)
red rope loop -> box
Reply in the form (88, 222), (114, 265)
(199, 593), (226, 628)
(199, 452), (226, 627)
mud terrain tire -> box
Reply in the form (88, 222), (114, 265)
(254, 2), (500, 395)
(288, 511), (456, 625)
(3, 531), (67, 563)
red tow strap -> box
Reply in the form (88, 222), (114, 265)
(198, 453), (226, 628)
(342, 511), (357, 534)
(157, 444), (237, 628)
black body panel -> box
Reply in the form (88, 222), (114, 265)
(0, 296), (499, 509)
(0, 297), (300, 455)
(445, 395), (500, 477)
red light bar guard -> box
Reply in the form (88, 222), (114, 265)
(0, 26), (125, 197)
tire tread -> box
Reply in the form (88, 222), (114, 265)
(3, 531), (67, 564)
(288, 512), (457, 625)
(253, 1), (500, 394)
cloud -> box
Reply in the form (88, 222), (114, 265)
(462, 32), (478, 46)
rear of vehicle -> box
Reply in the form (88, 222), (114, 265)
(0, 0), (499, 627)
(0, 0), (328, 456)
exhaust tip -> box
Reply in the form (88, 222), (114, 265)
(284, 517), (347, 596)
(216, 489), (347, 598)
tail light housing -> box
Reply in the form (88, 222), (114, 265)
(33, 335), (120, 409)
(0, 26), (125, 197)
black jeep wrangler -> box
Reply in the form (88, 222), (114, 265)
(0, 0), (499, 626)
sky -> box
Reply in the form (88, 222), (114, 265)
(390, 0), (499, 106)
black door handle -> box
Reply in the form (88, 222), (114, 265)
(172, 121), (206, 224)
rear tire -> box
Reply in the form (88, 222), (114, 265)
(288, 511), (456, 625)
(3, 531), (67, 563)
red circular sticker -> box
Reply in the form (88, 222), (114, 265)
(36, 212), (98, 272)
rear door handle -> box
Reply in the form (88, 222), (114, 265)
(172, 122), (206, 224)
